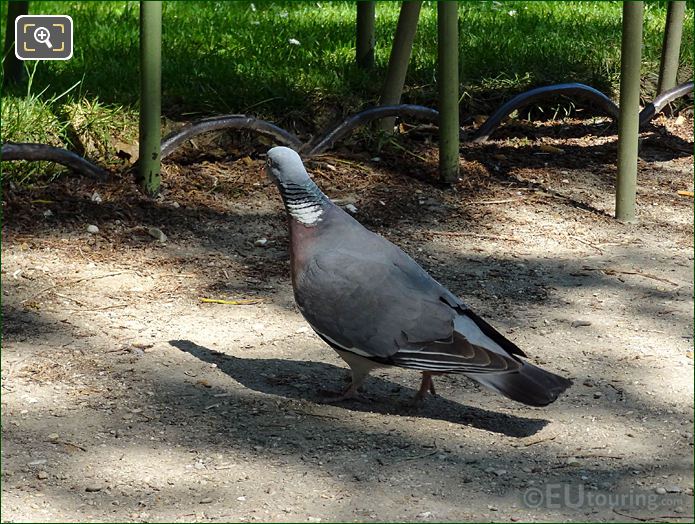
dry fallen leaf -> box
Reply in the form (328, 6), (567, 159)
(539, 144), (565, 154)
(473, 114), (487, 126)
(677, 190), (694, 198)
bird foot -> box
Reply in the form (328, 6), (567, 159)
(406, 372), (438, 408)
(405, 390), (436, 408)
(317, 385), (366, 404)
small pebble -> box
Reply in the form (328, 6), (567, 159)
(254, 238), (268, 247)
(654, 487), (667, 495)
(200, 497), (213, 504)
(85, 484), (103, 492)
(344, 204), (358, 214)
(593, 392), (603, 399)
(571, 320), (592, 328)
(91, 192), (103, 204)
(86, 225), (99, 234)
(147, 227), (167, 242)
(43, 209), (53, 218)
(416, 511), (434, 519)
(47, 433), (59, 441)
(487, 505), (498, 511)
(36, 471), (48, 480)
(237, 496), (246, 501)
(665, 486), (682, 493)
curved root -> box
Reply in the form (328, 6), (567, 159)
(472, 83), (619, 143)
(639, 81), (694, 127)
(305, 104), (440, 156)
(160, 115), (303, 159)
(1, 142), (108, 180)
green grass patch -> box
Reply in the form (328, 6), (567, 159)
(1, 64), (138, 183)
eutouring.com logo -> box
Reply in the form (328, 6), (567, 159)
(522, 483), (688, 511)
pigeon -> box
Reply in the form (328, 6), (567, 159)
(265, 146), (571, 407)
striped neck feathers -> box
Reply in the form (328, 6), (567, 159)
(279, 179), (330, 226)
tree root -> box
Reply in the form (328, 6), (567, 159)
(639, 81), (694, 127)
(160, 115), (303, 158)
(1, 142), (108, 180)
(472, 83), (620, 143)
(303, 104), (441, 155)
(473, 80), (693, 142)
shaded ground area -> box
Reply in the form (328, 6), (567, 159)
(2, 114), (694, 522)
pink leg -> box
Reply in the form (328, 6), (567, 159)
(411, 372), (440, 404)
(319, 365), (370, 403)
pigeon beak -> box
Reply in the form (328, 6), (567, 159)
(260, 160), (272, 185)
(262, 159), (276, 186)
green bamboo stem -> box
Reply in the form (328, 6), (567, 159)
(437, 1), (459, 183)
(356, 1), (375, 69)
(379, 1), (422, 132)
(139, 0), (162, 196)
(657, 1), (686, 94)
(615, 1), (644, 223)
(3, 1), (29, 87)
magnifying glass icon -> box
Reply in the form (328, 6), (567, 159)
(34, 26), (53, 49)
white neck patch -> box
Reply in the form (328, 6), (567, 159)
(286, 199), (325, 226)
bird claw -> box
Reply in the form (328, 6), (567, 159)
(405, 390), (436, 409)
(317, 387), (367, 404)
(406, 372), (438, 408)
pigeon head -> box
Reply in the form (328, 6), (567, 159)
(265, 146), (330, 226)
(265, 146), (311, 188)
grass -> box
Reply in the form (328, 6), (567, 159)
(1, 1), (693, 181)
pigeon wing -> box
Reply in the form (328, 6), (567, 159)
(295, 240), (462, 359)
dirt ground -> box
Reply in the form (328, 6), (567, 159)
(2, 113), (694, 522)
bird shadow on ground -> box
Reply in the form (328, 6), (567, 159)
(170, 339), (549, 439)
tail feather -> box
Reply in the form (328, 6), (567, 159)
(466, 362), (572, 407)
